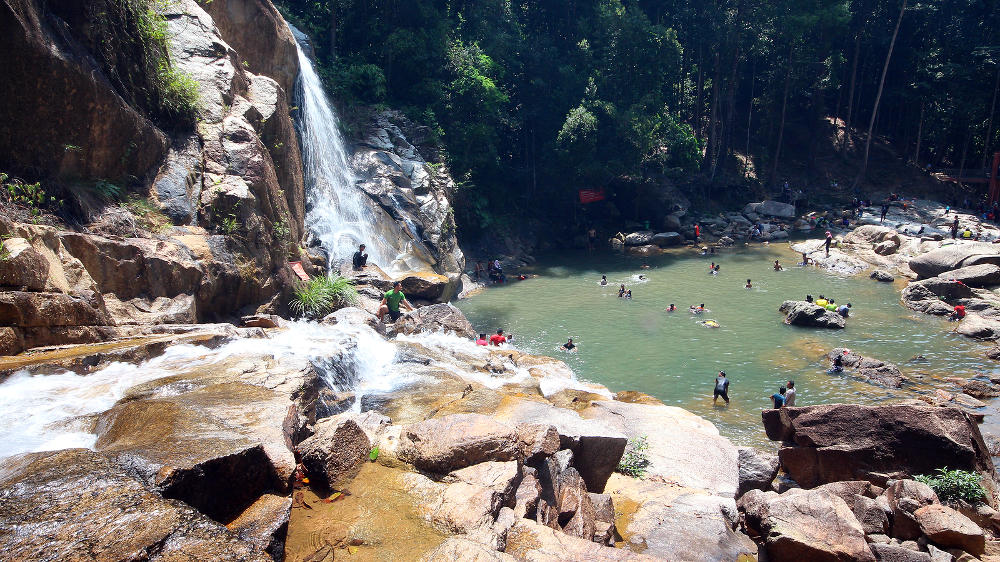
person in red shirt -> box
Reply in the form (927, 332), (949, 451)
(694, 223), (700, 241)
(475, 333), (488, 346)
(951, 305), (966, 321)
(489, 329), (509, 346)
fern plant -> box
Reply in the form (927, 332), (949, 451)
(289, 275), (359, 319)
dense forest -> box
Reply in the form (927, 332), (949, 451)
(277, 0), (1000, 235)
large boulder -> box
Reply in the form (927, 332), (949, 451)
(913, 504), (985, 556)
(900, 282), (963, 316)
(650, 232), (683, 247)
(391, 303), (476, 338)
(844, 225), (901, 246)
(884, 479), (940, 540)
(582, 400), (738, 498)
(935, 263), (1000, 287)
(762, 404), (995, 488)
(504, 518), (659, 561)
(493, 398), (626, 493)
(397, 271), (458, 302)
(738, 488), (875, 562)
(954, 313), (1000, 340)
(297, 415), (371, 492)
(827, 348), (906, 388)
(779, 300), (846, 329)
(759, 200), (797, 218)
(624, 231), (655, 246)
(871, 270), (895, 282)
(738, 446), (780, 496)
(0, 449), (269, 561)
(396, 414), (519, 473)
(402, 461), (520, 534)
(908, 243), (1000, 279)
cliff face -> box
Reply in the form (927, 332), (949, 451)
(0, 0), (312, 354)
(0, 0), (466, 355)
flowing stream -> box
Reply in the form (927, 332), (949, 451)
(292, 29), (397, 269)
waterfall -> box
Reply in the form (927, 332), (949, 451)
(291, 31), (397, 269)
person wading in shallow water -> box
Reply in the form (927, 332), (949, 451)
(377, 281), (414, 323)
(713, 371), (730, 405)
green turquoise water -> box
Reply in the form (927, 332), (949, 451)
(456, 245), (997, 447)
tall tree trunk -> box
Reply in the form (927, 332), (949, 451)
(703, 51), (721, 173)
(982, 63), (1000, 169)
(914, 101), (924, 165)
(329, 2), (337, 61)
(744, 58), (756, 179)
(695, 46), (705, 139)
(958, 124), (972, 188)
(853, 0), (907, 189)
(769, 43), (793, 186)
(841, 33), (861, 155)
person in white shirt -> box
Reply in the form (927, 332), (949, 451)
(784, 380), (796, 407)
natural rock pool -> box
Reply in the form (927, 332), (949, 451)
(456, 245), (998, 447)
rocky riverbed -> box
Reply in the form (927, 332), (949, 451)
(3, 299), (1000, 561)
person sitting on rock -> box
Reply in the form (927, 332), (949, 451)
(838, 303), (852, 318)
(377, 281), (414, 323)
(831, 352), (845, 373)
(785, 381), (796, 406)
(951, 305), (967, 321)
(352, 244), (368, 270)
(770, 386), (786, 408)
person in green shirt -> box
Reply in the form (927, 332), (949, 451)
(378, 281), (414, 322)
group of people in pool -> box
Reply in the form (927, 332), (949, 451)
(713, 371), (797, 408)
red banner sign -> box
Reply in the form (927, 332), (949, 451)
(578, 188), (606, 204)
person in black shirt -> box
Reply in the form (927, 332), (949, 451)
(352, 244), (368, 270)
(561, 338), (577, 352)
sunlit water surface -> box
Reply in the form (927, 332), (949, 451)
(456, 245), (998, 447)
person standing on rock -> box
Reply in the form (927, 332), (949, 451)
(880, 203), (890, 223)
(952, 217), (960, 239)
(785, 381), (796, 406)
(713, 371), (730, 405)
(824, 231), (833, 257)
(353, 244), (368, 270)
(694, 223), (700, 242)
(377, 281), (414, 323)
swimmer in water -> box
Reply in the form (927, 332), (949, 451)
(745, 279), (752, 289)
(600, 275), (608, 286)
(773, 260), (783, 271)
(667, 304), (677, 312)
(561, 338), (577, 352)
(618, 284), (626, 298)
(638, 274), (647, 280)
(625, 289), (633, 299)
(690, 303), (706, 313)
(640, 263), (651, 270)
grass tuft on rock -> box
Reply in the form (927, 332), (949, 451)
(616, 435), (650, 478)
(290, 275), (359, 319)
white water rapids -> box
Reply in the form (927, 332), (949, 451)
(0, 322), (603, 461)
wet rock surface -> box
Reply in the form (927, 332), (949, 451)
(762, 404), (995, 488)
(827, 348), (907, 388)
(780, 300), (846, 329)
(0, 449), (270, 561)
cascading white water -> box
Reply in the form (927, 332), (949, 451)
(292, 33), (397, 269)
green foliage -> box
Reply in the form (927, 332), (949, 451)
(272, 218), (291, 242)
(616, 435), (650, 478)
(0, 235), (12, 262)
(93, 180), (123, 201)
(220, 213), (240, 236)
(915, 468), (986, 504)
(89, 0), (199, 127)
(1, 173), (61, 221)
(234, 254), (261, 284)
(289, 274), (359, 319)
(369, 446), (379, 462)
(122, 194), (171, 232)
(319, 60), (387, 105)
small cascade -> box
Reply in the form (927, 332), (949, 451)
(291, 29), (397, 269)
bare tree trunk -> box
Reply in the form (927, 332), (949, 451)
(695, 46), (705, 139)
(329, 2), (337, 60)
(703, 51), (721, 173)
(958, 125), (972, 188)
(841, 33), (861, 154)
(769, 44), (793, 186)
(745, 58), (756, 179)
(982, 63), (1000, 169)
(914, 101), (924, 165)
(853, 0), (907, 189)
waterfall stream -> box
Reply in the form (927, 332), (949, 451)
(292, 29), (398, 270)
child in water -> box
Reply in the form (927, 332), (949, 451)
(745, 279), (752, 289)
(667, 304), (677, 312)
(625, 290), (633, 299)
(773, 260), (783, 271)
